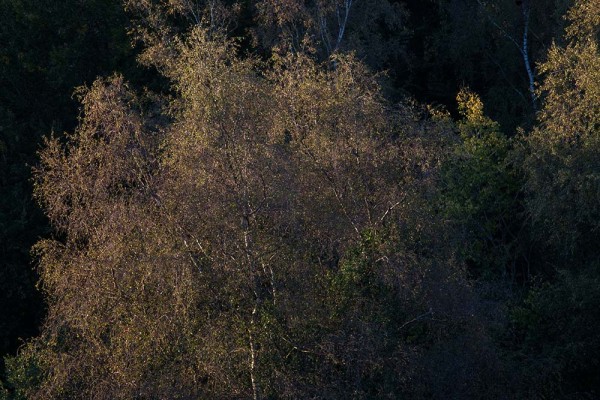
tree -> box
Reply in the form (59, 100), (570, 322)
(0, 0), (135, 375)
(475, 0), (537, 110)
(439, 88), (523, 280)
(521, 0), (600, 260)
(509, 1), (600, 397)
(251, 0), (410, 76)
(425, 0), (570, 130)
(9, 14), (507, 397)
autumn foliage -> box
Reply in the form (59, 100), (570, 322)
(1, 0), (599, 399)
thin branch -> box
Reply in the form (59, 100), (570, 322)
(399, 308), (434, 331)
(379, 198), (404, 225)
(476, 0), (522, 51)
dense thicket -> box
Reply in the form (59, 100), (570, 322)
(1, 0), (599, 399)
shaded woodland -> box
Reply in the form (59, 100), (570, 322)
(0, 0), (599, 398)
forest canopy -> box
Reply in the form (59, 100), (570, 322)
(1, 0), (599, 399)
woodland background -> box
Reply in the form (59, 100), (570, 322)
(0, 0), (599, 398)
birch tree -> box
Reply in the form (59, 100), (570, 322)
(252, 0), (408, 64)
(15, 7), (499, 399)
(475, 0), (537, 110)
(522, 0), (600, 258)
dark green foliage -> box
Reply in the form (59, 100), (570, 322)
(1, 350), (44, 400)
(511, 265), (600, 398)
(439, 89), (523, 279)
(506, 3), (600, 397)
